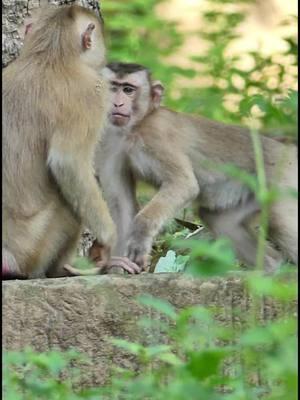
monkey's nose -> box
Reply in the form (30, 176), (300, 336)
(114, 103), (124, 108)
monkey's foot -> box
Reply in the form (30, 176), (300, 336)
(104, 257), (142, 274)
(64, 257), (141, 277)
(1, 272), (28, 280)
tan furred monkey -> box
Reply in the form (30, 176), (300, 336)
(71, 62), (297, 276)
(2, 9), (140, 279)
(98, 62), (298, 274)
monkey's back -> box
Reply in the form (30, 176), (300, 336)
(141, 107), (294, 178)
(186, 112), (297, 190)
(136, 106), (296, 210)
(3, 59), (106, 208)
(2, 59), (108, 262)
(3, 69), (50, 217)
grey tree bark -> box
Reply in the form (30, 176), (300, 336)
(2, 0), (101, 67)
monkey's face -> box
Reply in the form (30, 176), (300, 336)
(109, 82), (136, 127)
(109, 72), (151, 128)
(102, 69), (157, 130)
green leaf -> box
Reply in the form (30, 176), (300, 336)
(146, 345), (172, 358)
(157, 352), (183, 366)
(110, 339), (145, 355)
(186, 349), (228, 379)
(247, 273), (297, 301)
(154, 250), (177, 272)
(137, 295), (177, 319)
(240, 326), (274, 347)
(154, 250), (189, 273)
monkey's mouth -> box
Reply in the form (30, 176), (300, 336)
(111, 113), (130, 118)
(111, 113), (130, 126)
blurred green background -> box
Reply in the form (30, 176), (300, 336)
(101, 0), (297, 131)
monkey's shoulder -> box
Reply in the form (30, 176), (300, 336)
(134, 107), (185, 142)
(137, 107), (247, 144)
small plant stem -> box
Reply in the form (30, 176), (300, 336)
(250, 128), (269, 273)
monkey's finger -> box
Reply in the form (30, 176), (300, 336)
(107, 266), (125, 275)
(136, 255), (148, 271)
(107, 256), (143, 274)
(63, 264), (102, 276)
(110, 257), (141, 273)
(126, 248), (138, 263)
(108, 260), (137, 274)
(127, 249), (147, 270)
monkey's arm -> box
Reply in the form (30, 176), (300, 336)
(47, 141), (116, 251)
(126, 155), (199, 266)
(100, 164), (139, 256)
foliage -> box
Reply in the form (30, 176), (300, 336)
(102, 0), (297, 135)
(3, 271), (297, 399)
(72, 256), (95, 270)
(175, 5), (297, 134)
(101, 0), (195, 96)
(102, 280), (297, 400)
(3, 349), (97, 400)
(153, 250), (189, 273)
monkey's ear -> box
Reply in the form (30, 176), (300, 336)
(151, 80), (164, 109)
(82, 23), (95, 50)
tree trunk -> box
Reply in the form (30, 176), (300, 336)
(2, 0), (101, 67)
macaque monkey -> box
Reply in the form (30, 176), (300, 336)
(2, 7), (140, 279)
(92, 62), (298, 274)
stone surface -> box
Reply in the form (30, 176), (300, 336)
(2, 0), (101, 67)
(3, 273), (295, 388)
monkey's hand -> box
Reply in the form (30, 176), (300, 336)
(102, 257), (141, 274)
(88, 240), (141, 274)
(125, 220), (152, 270)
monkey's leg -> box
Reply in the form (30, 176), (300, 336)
(46, 229), (82, 278)
(200, 204), (283, 273)
(268, 150), (298, 265)
(269, 198), (298, 265)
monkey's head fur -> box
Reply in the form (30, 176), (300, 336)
(21, 5), (106, 70)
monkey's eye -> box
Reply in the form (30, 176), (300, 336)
(110, 85), (118, 93)
(123, 86), (136, 95)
